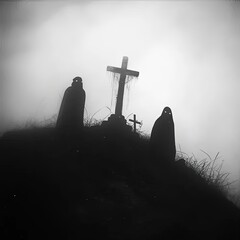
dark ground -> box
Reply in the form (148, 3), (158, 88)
(0, 126), (239, 240)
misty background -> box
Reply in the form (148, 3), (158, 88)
(0, 1), (240, 187)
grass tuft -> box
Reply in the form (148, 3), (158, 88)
(176, 149), (234, 196)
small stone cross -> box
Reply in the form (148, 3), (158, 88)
(129, 114), (141, 133)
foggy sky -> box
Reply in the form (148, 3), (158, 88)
(1, 1), (240, 184)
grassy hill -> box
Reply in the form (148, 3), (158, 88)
(0, 125), (239, 240)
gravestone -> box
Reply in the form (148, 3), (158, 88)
(56, 77), (86, 130)
(150, 107), (176, 163)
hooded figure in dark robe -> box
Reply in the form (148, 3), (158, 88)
(56, 77), (86, 130)
(150, 107), (176, 164)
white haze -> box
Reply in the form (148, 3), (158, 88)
(0, 1), (240, 186)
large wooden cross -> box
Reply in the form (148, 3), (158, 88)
(107, 56), (139, 116)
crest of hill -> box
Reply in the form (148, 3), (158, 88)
(0, 124), (239, 240)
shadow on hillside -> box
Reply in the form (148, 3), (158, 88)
(0, 126), (239, 240)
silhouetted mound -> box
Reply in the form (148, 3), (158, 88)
(0, 127), (239, 240)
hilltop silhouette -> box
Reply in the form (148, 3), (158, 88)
(0, 72), (240, 240)
(0, 121), (239, 240)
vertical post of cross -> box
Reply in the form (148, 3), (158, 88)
(115, 56), (128, 116)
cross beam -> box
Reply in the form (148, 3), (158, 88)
(129, 114), (141, 133)
(107, 56), (139, 116)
